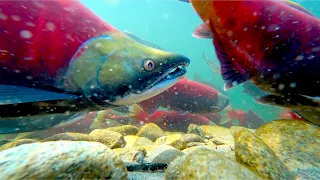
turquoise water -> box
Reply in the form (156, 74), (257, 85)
(80, 0), (320, 122)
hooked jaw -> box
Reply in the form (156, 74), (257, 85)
(110, 55), (190, 106)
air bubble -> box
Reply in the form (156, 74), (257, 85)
(290, 82), (296, 88)
(278, 84), (285, 90)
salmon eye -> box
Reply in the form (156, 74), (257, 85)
(143, 59), (155, 71)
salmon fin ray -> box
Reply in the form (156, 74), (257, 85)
(192, 23), (214, 39)
(0, 85), (78, 105)
(128, 104), (145, 117)
(0, 112), (85, 134)
(213, 39), (250, 90)
(282, 0), (315, 16)
(220, 114), (232, 124)
(255, 94), (319, 110)
(137, 99), (161, 116)
(51, 112), (87, 129)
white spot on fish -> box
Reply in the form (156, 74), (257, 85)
(25, 22), (35, 27)
(261, 26), (266, 30)
(109, 69), (113, 71)
(26, 76), (33, 80)
(0, 49), (8, 53)
(311, 46), (320, 52)
(253, 11), (257, 16)
(20, 30), (33, 39)
(65, 34), (75, 41)
(46, 22), (55, 31)
(308, 55), (315, 60)
(268, 24), (280, 32)
(227, 30), (233, 36)
(292, 21), (299, 24)
(90, 85), (95, 89)
(290, 82), (296, 88)
(0, 13), (8, 20)
(128, 85), (132, 89)
(11, 15), (21, 21)
(14, 70), (20, 73)
(278, 84), (285, 90)
(24, 57), (33, 60)
(243, 28), (248, 31)
(95, 43), (101, 48)
(295, 55), (304, 61)
(175, 92), (179, 95)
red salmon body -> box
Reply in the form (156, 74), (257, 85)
(138, 77), (230, 115)
(0, 0), (117, 85)
(190, 0), (320, 96)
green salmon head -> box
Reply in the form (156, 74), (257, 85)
(63, 32), (190, 108)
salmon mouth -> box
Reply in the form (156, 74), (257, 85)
(110, 61), (189, 106)
(134, 62), (189, 94)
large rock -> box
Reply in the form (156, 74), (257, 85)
(106, 125), (138, 136)
(89, 129), (125, 148)
(200, 125), (234, 147)
(255, 120), (320, 179)
(0, 141), (127, 179)
(43, 132), (94, 142)
(124, 135), (153, 148)
(136, 123), (165, 141)
(145, 145), (184, 164)
(154, 134), (187, 150)
(230, 126), (256, 135)
(0, 138), (38, 151)
(234, 128), (294, 179)
(165, 148), (261, 179)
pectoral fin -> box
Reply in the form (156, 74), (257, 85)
(192, 23), (214, 39)
(0, 85), (78, 105)
(0, 112), (87, 134)
(0, 85), (83, 118)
